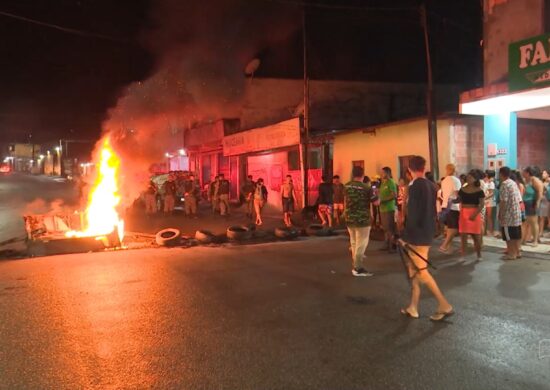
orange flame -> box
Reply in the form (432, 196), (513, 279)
(66, 137), (124, 242)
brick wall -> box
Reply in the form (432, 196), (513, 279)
(451, 116), (484, 175)
(517, 120), (550, 170)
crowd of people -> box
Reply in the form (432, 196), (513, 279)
(437, 164), (550, 260)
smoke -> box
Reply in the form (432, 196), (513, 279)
(97, 0), (300, 206)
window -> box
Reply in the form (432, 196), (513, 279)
(288, 149), (300, 171)
(352, 160), (364, 169)
(308, 149), (322, 169)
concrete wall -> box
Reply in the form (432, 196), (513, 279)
(332, 118), (452, 183)
(484, 0), (545, 85)
(240, 78), (459, 132)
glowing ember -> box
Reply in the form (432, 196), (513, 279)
(66, 137), (124, 242)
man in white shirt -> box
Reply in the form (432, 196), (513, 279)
(439, 163), (461, 253)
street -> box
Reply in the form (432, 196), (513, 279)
(0, 238), (549, 388)
(1, 174), (550, 389)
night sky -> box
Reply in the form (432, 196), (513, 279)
(0, 0), (481, 144)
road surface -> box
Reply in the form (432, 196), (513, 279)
(0, 236), (549, 389)
(0, 173), (77, 252)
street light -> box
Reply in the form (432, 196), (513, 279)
(178, 149), (186, 156)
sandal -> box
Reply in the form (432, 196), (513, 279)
(429, 308), (454, 322)
(400, 308), (419, 319)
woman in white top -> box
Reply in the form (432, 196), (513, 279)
(484, 170), (497, 236)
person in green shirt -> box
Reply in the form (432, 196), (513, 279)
(344, 165), (374, 277)
(379, 166), (397, 252)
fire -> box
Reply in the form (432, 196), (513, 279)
(66, 137), (124, 242)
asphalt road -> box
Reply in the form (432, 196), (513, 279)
(1, 236), (549, 390)
(0, 173), (77, 251)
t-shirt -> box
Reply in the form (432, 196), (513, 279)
(218, 179), (230, 195)
(499, 178), (522, 227)
(318, 182), (333, 204)
(484, 180), (496, 207)
(459, 188), (485, 206)
(163, 181), (177, 196)
(441, 175), (461, 211)
(333, 183), (345, 203)
(403, 178), (437, 246)
(344, 181), (372, 228)
(379, 178), (397, 213)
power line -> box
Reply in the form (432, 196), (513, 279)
(0, 9), (128, 43)
(263, 0), (416, 12)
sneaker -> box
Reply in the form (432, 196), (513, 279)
(352, 268), (374, 277)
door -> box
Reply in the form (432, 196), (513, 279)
(398, 155), (415, 179)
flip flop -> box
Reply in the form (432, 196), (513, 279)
(429, 308), (455, 322)
(400, 308), (419, 319)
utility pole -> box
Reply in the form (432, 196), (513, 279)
(301, 7), (310, 207)
(420, 3), (439, 180)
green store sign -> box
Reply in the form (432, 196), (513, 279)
(509, 33), (550, 91)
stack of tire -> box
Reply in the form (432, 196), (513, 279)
(274, 226), (300, 240)
(155, 228), (181, 247)
(305, 224), (332, 237)
(195, 230), (215, 244)
(226, 225), (253, 241)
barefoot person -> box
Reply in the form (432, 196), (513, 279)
(253, 178), (268, 225)
(399, 156), (453, 321)
(344, 165), (374, 277)
(281, 175), (296, 227)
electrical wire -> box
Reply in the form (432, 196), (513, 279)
(0, 9), (127, 43)
(263, 0), (416, 12)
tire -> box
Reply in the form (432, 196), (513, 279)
(306, 224), (331, 237)
(195, 230), (214, 244)
(274, 226), (300, 240)
(226, 225), (252, 241)
(155, 228), (181, 246)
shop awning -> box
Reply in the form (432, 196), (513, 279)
(460, 84), (550, 116)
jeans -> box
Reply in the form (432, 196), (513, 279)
(347, 226), (371, 270)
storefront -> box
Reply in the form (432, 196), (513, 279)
(460, 32), (550, 170)
(223, 117), (324, 210)
(185, 119), (240, 198)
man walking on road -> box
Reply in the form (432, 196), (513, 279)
(218, 173), (231, 216)
(163, 174), (177, 215)
(399, 155), (454, 321)
(241, 175), (255, 219)
(209, 176), (219, 213)
(344, 165), (374, 277)
(184, 174), (199, 218)
(379, 167), (397, 252)
(144, 179), (158, 216)
(439, 163), (462, 253)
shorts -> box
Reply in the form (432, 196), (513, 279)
(333, 203), (344, 211)
(501, 226), (522, 241)
(282, 197), (294, 213)
(524, 201), (537, 217)
(318, 204), (333, 214)
(445, 210), (460, 229)
(380, 211), (396, 233)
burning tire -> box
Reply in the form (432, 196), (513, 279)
(195, 230), (214, 244)
(274, 226), (300, 240)
(226, 225), (252, 241)
(155, 228), (181, 246)
(306, 224), (331, 237)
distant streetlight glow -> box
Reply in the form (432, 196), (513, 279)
(178, 149), (186, 156)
